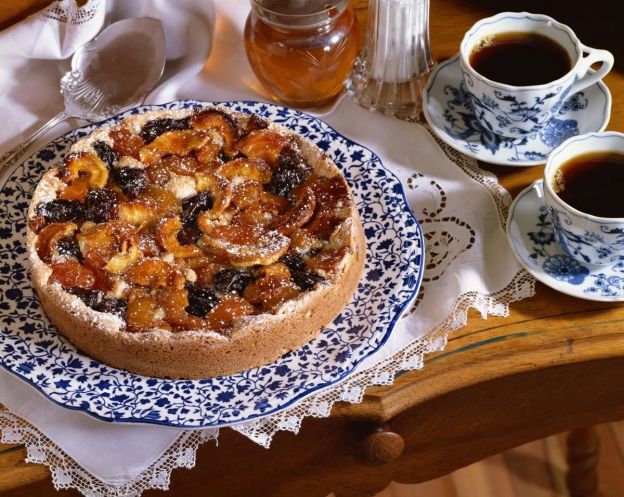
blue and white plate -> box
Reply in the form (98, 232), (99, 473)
(423, 54), (612, 167)
(0, 100), (424, 428)
(507, 181), (624, 301)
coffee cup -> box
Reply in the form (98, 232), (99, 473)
(459, 12), (613, 139)
(543, 131), (624, 266)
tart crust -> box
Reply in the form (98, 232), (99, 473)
(27, 107), (366, 379)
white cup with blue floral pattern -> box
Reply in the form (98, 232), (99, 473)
(460, 12), (613, 139)
(543, 131), (624, 266)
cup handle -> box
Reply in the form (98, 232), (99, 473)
(533, 179), (544, 199)
(569, 44), (614, 94)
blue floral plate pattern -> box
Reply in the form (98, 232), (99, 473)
(507, 181), (624, 301)
(0, 101), (424, 428)
(423, 54), (612, 167)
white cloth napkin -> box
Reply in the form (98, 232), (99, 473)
(0, 0), (534, 494)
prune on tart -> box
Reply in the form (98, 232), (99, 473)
(27, 106), (366, 379)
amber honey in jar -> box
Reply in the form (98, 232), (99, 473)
(244, 0), (360, 107)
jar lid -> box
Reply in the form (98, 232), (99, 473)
(251, 0), (348, 28)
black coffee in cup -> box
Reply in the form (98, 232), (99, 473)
(552, 152), (624, 218)
(469, 32), (571, 86)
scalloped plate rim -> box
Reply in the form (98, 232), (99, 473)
(0, 100), (425, 428)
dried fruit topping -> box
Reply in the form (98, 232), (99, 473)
(195, 140), (223, 166)
(139, 129), (210, 165)
(61, 152), (109, 188)
(125, 258), (184, 288)
(85, 188), (119, 223)
(244, 114), (269, 134)
(114, 167), (148, 198)
(205, 295), (254, 331)
(231, 181), (288, 211)
(105, 239), (142, 274)
(48, 260), (95, 289)
(184, 254), (228, 286)
(181, 192), (213, 228)
(236, 130), (290, 167)
(137, 232), (161, 257)
(76, 224), (118, 261)
(185, 283), (220, 317)
(56, 237), (83, 261)
(156, 216), (203, 258)
(81, 249), (114, 291)
(110, 128), (145, 160)
(292, 270), (324, 290)
(156, 288), (205, 330)
(194, 173), (232, 218)
(36, 222), (79, 262)
(259, 262), (291, 279)
(176, 225), (201, 246)
(117, 201), (157, 226)
(212, 268), (253, 295)
(36, 199), (86, 224)
(268, 157), (311, 197)
(93, 141), (120, 169)
(67, 288), (127, 321)
(141, 186), (181, 216)
(232, 203), (280, 228)
(280, 253), (306, 273)
(127, 295), (168, 332)
(243, 274), (300, 312)
(307, 247), (348, 275)
(140, 117), (190, 144)
(58, 178), (90, 202)
(29, 215), (47, 234)
(216, 158), (272, 184)
(201, 225), (290, 267)
(272, 187), (316, 235)
(189, 109), (241, 156)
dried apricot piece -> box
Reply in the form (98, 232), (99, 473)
(139, 130), (211, 165)
(58, 178), (90, 202)
(60, 152), (109, 188)
(194, 172), (232, 218)
(36, 222), (78, 263)
(118, 201), (158, 227)
(189, 109), (241, 156)
(200, 225), (290, 267)
(141, 186), (181, 216)
(125, 258), (185, 289)
(156, 216), (203, 258)
(216, 158), (272, 184)
(127, 296), (170, 332)
(272, 187), (316, 235)
(206, 295), (254, 331)
(105, 239), (142, 274)
(235, 130), (291, 167)
(48, 260), (95, 289)
(243, 274), (300, 312)
(110, 127), (144, 159)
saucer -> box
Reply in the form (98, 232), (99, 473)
(423, 54), (612, 167)
(507, 181), (624, 301)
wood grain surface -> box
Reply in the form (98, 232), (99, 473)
(0, 0), (623, 495)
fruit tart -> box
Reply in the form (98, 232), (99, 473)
(27, 106), (366, 378)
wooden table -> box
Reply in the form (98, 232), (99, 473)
(1, 0), (623, 496)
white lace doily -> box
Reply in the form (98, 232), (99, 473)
(0, 125), (535, 496)
(0, 1), (535, 495)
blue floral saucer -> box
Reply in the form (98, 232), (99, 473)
(423, 54), (612, 167)
(507, 181), (624, 301)
(0, 100), (424, 428)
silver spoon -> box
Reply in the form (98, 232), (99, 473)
(0, 17), (166, 172)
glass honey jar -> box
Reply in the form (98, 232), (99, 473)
(244, 0), (360, 107)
